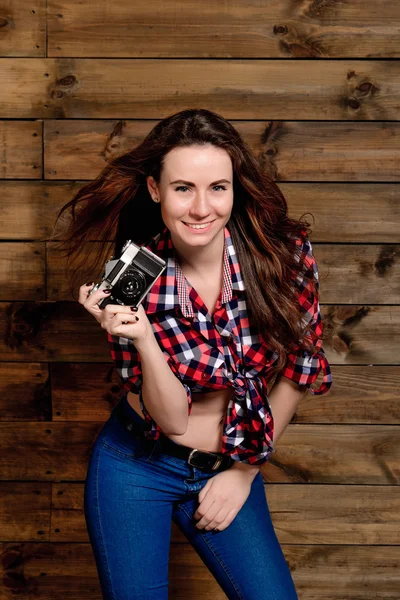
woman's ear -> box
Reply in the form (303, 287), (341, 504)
(146, 176), (159, 200)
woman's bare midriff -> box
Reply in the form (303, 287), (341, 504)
(126, 387), (234, 453)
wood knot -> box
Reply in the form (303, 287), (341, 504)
(273, 24), (288, 35)
(1, 548), (23, 570)
(51, 90), (64, 99)
(56, 75), (77, 87)
(2, 571), (28, 591)
(265, 145), (277, 157)
(348, 97), (360, 110)
(356, 81), (379, 97)
(5, 303), (52, 348)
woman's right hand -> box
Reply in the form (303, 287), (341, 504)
(78, 283), (153, 342)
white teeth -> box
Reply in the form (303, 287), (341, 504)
(184, 221), (212, 229)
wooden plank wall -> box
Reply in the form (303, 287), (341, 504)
(1, 1), (399, 598)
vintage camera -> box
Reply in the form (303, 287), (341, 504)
(90, 240), (166, 309)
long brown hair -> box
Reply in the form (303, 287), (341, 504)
(52, 108), (318, 374)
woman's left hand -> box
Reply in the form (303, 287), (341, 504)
(193, 468), (253, 532)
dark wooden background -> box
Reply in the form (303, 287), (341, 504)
(0, 1), (399, 598)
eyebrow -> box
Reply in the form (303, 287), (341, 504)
(170, 178), (231, 186)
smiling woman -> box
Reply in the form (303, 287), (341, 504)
(50, 107), (331, 599)
(148, 144), (235, 258)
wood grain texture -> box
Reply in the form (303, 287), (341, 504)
(50, 362), (122, 420)
(45, 0), (400, 59)
(1, 181), (398, 242)
(1, 302), (400, 365)
(0, 121), (42, 178)
(0, 302), (110, 362)
(1, 60), (399, 119)
(0, 181), (77, 240)
(293, 365), (400, 425)
(1, 362), (396, 425)
(49, 482), (400, 545)
(1, 1), (399, 595)
(1, 542), (397, 599)
(0, 243), (45, 300)
(0, 0), (46, 57)
(281, 182), (400, 242)
(46, 240), (114, 301)
(46, 241), (400, 303)
(0, 483), (51, 541)
(0, 363), (50, 421)
(0, 422), (398, 484)
(43, 120), (400, 181)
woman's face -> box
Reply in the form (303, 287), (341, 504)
(147, 144), (234, 250)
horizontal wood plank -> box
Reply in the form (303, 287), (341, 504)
(46, 0), (400, 59)
(0, 181), (77, 240)
(50, 363), (122, 420)
(0, 243), (45, 300)
(1, 541), (397, 599)
(46, 363), (400, 425)
(269, 424), (400, 485)
(46, 242), (400, 304)
(0, 302), (110, 362)
(326, 305), (400, 364)
(1, 181), (399, 243)
(1, 363), (399, 426)
(49, 482), (400, 545)
(1, 302), (400, 365)
(0, 422), (397, 483)
(0, 482), (51, 541)
(0, 363), (50, 421)
(316, 244), (400, 304)
(46, 241), (114, 301)
(293, 366), (400, 425)
(1, 60), (399, 119)
(44, 120), (400, 181)
(0, 0), (46, 57)
(0, 121), (42, 179)
(281, 182), (400, 243)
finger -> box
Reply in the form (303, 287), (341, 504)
(82, 288), (112, 309)
(101, 303), (140, 325)
(107, 311), (139, 329)
(196, 479), (212, 506)
(78, 282), (94, 304)
(195, 500), (221, 529)
(204, 505), (229, 531)
(194, 491), (213, 521)
(210, 507), (237, 532)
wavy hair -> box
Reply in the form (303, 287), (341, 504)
(52, 108), (317, 375)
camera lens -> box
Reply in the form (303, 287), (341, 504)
(115, 269), (145, 301)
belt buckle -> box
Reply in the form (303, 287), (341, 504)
(188, 448), (224, 471)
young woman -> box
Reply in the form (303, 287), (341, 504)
(54, 108), (332, 599)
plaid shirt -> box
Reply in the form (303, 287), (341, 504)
(108, 225), (332, 465)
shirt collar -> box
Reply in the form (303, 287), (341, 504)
(142, 225), (245, 316)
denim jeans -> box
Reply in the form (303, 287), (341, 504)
(84, 395), (298, 600)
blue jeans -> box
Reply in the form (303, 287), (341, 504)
(84, 396), (298, 600)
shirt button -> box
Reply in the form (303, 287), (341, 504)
(201, 373), (208, 379)
(225, 334), (233, 343)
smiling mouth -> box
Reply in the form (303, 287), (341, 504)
(182, 220), (215, 229)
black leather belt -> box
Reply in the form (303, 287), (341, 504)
(113, 400), (234, 473)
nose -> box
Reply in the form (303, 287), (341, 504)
(187, 192), (212, 220)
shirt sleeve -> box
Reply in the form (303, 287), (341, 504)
(107, 332), (193, 417)
(278, 232), (333, 395)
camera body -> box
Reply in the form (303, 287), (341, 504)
(90, 240), (166, 309)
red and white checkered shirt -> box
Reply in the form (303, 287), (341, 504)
(108, 225), (333, 465)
